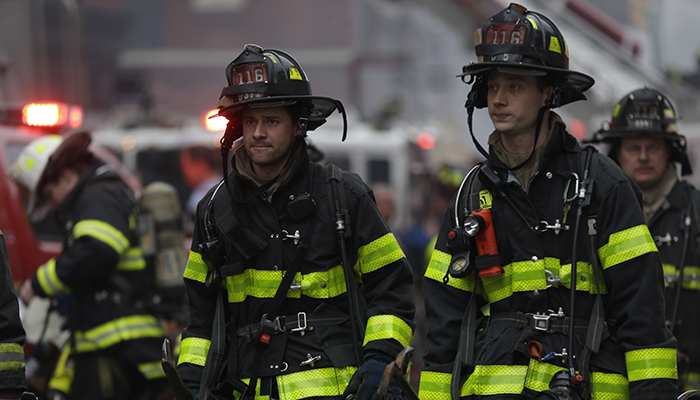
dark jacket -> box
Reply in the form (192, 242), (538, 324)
(30, 165), (166, 377)
(419, 123), (677, 400)
(176, 140), (416, 398)
(653, 179), (700, 392)
(0, 233), (27, 398)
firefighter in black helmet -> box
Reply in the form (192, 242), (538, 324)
(420, 3), (677, 400)
(175, 44), (416, 400)
(589, 86), (699, 395)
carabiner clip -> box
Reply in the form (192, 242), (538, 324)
(563, 173), (579, 203)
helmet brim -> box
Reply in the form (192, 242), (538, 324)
(457, 62), (595, 105)
(218, 95), (342, 129)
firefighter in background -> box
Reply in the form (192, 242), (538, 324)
(11, 131), (172, 400)
(0, 231), (28, 399)
(179, 145), (222, 217)
(175, 44), (415, 400)
(588, 87), (700, 394)
(419, 3), (677, 400)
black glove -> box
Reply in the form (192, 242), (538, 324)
(343, 350), (401, 400)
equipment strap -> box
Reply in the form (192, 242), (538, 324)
(486, 312), (610, 338)
(235, 311), (348, 340)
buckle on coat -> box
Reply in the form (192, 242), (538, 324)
(527, 313), (551, 332)
(290, 312), (308, 335)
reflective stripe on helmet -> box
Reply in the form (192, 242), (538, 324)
(36, 258), (72, 297)
(354, 232), (406, 275)
(362, 315), (413, 348)
(73, 219), (130, 255)
(72, 315), (165, 353)
(418, 371), (451, 400)
(598, 225), (658, 270)
(177, 337), (211, 368)
(625, 348), (678, 381)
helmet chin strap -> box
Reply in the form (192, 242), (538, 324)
(466, 82), (558, 171)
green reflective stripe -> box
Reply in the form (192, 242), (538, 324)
(116, 246), (146, 271)
(424, 249), (475, 292)
(184, 251), (209, 283)
(683, 371), (700, 392)
(625, 348), (677, 381)
(524, 359), (564, 392)
(418, 371), (451, 400)
(598, 225), (657, 270)
(73, 219), (130, 254)
(225, 266), (349, 303)
(48, 343), (73, 395)
(138, 360), (166, 380)
(178, 337), (211, 367)
(461, 365), (527, 396)
(0, 343), (24, 372)
(73, 315), (165, 353)
(276, 366), (357, 400)
(301, 265), (347, 298)
(36, 258), (72, 297)
(362, 315), (413, 347)
(589, 372), (629, 400)
(484, 258), (606, 303)
(355, 233), (405, 274)
(664, 265), (700, 290)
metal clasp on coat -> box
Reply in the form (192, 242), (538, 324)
(282, 229), (302, 245)
(539, 219), (569, 235)
(261, 313), (285, 333)
(654, 232), (676, 247)
(545, 269), (560, 288)
(290, 312), (308, 337)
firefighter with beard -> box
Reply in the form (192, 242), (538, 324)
(175, 44), (416, 400)
(588, 86), (699, 395)
(419, 4), (677, 400)
(12, 132), (171, 400)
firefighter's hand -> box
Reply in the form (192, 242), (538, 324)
(342, 351), (401, 400)
(18, 280), (34, 306)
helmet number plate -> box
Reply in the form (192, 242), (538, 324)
(232, 63), (268, 85)
(486, 23), (526, 45)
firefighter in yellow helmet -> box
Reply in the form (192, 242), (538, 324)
(420, 3), (677, 400)
(589, 87), (699, 395)
(175, 44), (416, 400)
(11, 131), (172, 400)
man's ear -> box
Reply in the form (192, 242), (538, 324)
(543, 86), (555, 106)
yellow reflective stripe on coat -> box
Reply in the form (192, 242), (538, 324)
(276, 366), (356, 400)
(663, 264), (700, 290)
(36, 258), (72, 297)
(354, 233), (405, 274)
(481, 258), (607, 304)
(184, 251), (209, 283)
(178, 337), (211, 367)
(0, 343), (24, 372)
(138, 360), (167, 380)
(460, 361), (630, 399)
(683, 371), (700, 392)
(625, 348), (678, 381)
(418, 370), (451, 400)
(48, 342), (74, 395)
(362, 315), (412, 347)
(224, 265), (348, 303)
(116, 246), (146, 271)
(72, 315), (165, 353)
(598, 225), (657, 270)
(424, 249), (476, 292)
(73, 219), (130, 254)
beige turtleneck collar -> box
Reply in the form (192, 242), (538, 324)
(641, 162), (678, 223)
(487, 112), (564, 191)
(234, 140), (304, 200)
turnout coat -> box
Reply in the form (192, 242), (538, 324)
(419, 123), (677, 400)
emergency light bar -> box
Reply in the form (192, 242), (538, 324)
(205, 109), (227, 132)
(22, 102), (82, 129)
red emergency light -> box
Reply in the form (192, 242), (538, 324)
(416, 131), (436, 150)
(22, 102), (83, 129)
(205, 109), (228, 132)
